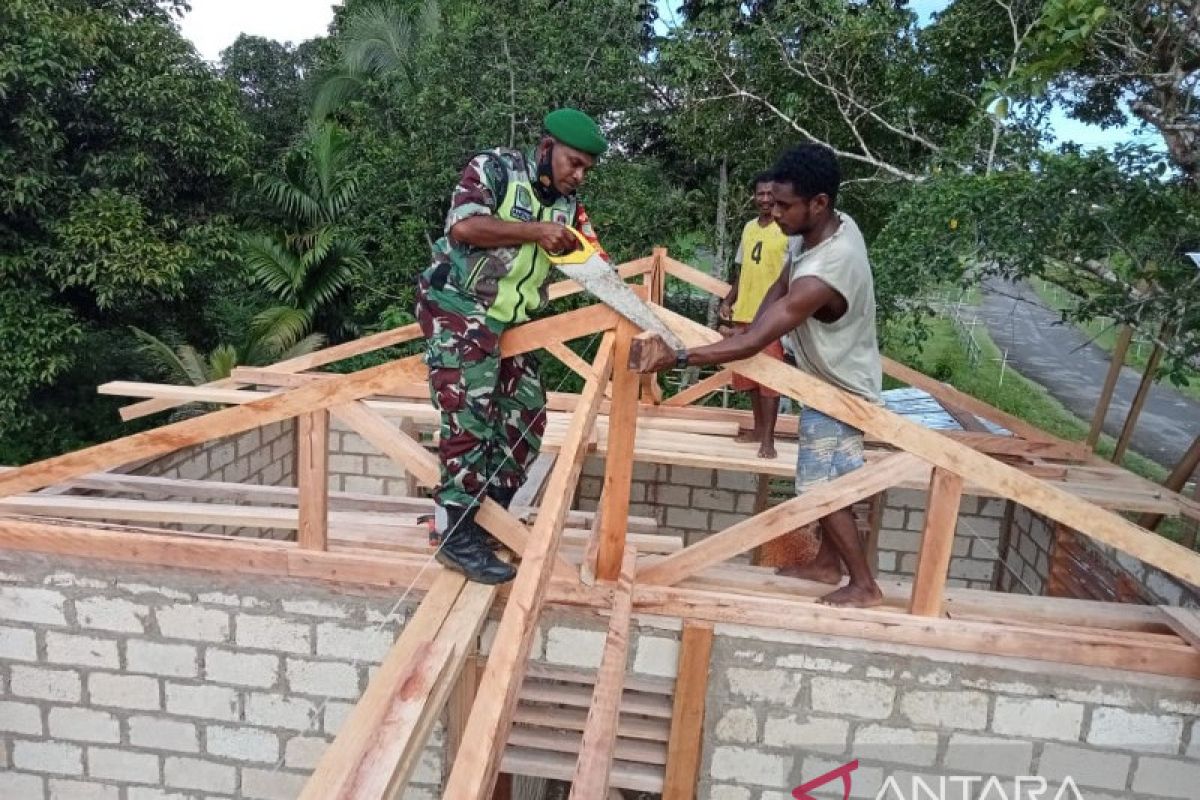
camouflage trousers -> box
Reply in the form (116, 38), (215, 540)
(415, 276), (546, 510)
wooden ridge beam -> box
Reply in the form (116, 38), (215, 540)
(638, 452), (924, 587)
(443, 332), (616, 799)
(568, 547), (637, 800)
(648, 303), (1200, 588)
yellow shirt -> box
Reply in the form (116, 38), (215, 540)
(732, 218), (788, 322)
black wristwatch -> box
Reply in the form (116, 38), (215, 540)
(675, 349), (689, 369)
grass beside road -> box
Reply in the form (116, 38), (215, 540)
(1028, 276), (1200, 405)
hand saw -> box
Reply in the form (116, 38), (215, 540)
(545, 230), (685, 351)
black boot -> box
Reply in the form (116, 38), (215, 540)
(434, 505), (516, 585)
(487, 485), (520, 510)
(476, 485), (521, 551)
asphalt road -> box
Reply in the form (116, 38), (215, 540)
(976, 279), (1200, 469)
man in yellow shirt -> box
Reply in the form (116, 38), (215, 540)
(718, 173), (790, 458)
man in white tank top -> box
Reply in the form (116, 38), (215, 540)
(633, 144), (884, 608)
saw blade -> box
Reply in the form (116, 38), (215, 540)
(555, 257), (685, 351)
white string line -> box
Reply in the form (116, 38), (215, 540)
(265, 330), (603, 773)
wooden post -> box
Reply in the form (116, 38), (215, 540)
(297, 410), (330, 550)
(1087, 325), (1133, 450)
(640, 246), (667, 405)
(662, 622), (714, 800)
(568, 547), (636, 800)
(908, 467), (965, 616)
(596, 317), (641, 581)
(1112, 330), (1167, 464)
(397, 417), (420, 496)
(447, 656), (480, 763)
(1137, 434), (1200, 531)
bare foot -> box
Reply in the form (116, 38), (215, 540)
(776, 562), (842, 585)
(734, 430), (761, 444)
(818, 582), (884, 608)
(757, 442), (777, 459)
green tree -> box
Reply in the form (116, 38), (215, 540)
(0, 0), (253, 462)
(220, 34), (323, 166)
(241, 123), (370, 352)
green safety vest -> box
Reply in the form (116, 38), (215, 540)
(484, 168), (576, 325)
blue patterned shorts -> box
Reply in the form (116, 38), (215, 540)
(795, 407), (865, 495)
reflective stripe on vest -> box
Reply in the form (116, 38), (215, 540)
(489, 174), (575, 324)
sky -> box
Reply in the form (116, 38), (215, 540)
(177, 0), (335, 62)
(177, 0), (1151, 151)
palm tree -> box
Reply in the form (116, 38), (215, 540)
(242, 122), (370, 352)
(311, 0), (442, 123)
(131, 327), (326, 386)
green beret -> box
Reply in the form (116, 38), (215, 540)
(544, 108), (608, 156)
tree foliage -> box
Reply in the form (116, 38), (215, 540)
(0, 0), (252, 461)
(3, 0), (1198, 462)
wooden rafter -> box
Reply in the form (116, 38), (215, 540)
(647, 303), (1200, 588)
(298, 570), (496, 799)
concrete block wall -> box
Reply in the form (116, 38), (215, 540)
(141, 422), (295, 490)
(0, 552), (438, 800)
(873, 489), (1009, 591)
(701, 627), (1200, 800)
(998, 506), (1055, 596)
(576, 459), (1008, 590)
(325, 421), (423, 497)
(131, 421), (298, 540)
(576, 457), (763, 546)
(3, 551), (1197, 799)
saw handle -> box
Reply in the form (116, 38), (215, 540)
(542, 226), (597, 265)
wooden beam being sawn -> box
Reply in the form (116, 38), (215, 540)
(660, 255), (1092, 461)
(649, 304), (1200, 588)
(442, 331), (616, 799)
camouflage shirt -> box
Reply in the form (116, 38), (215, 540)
(424, 148), (607, 317)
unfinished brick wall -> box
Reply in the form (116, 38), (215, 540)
(575, 458), (1009, 590)
(325, 421), (422, 496)
(141, 421), (295, 490)
(2, 552), (1197, 799)
(0, 552), (435, 800)
(998, 506), (1055, 596)
(874, 489), (1009, 591)
(700, 627), (1200, 799)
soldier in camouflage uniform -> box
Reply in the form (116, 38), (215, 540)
(416, 108), (610, 584)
